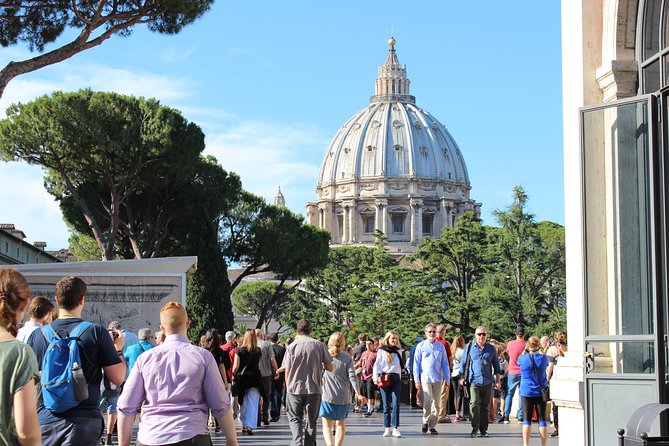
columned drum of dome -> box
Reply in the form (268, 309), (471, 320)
(306, 38), (481, 252)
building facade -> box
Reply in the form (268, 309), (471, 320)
(560, 1), (669, 445)
(0, 224), (60, 265)
(307, 39), (480, 253)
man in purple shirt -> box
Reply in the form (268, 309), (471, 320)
(117, 302), (238, 446)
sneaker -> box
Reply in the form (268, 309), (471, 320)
(429, 428), (438, 435)
(392, 428), (402, 438)
(364, 411), (373, 418)
(499, 416), (508, 423)
(517, 417), (524, 423)
(421, 423), (428, 433)
(470, 429), (478, 438)
(444, 415), (452, 423)
(383, 427), (392, 437)
(550, 430), (559, 437)
(478, 431), (489, 438)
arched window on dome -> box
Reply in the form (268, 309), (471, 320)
(639, 0), (669, 92)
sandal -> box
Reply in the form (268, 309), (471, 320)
(246, 427), (254, 435)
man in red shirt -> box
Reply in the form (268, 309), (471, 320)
(357, 340), (378, 417)
(221, 331), (239, 420)
(436, 324), (453, 423)
(501, 326), (527, 423)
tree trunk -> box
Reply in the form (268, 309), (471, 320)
(0, 7), (143, 99)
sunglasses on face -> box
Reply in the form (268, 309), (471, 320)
(476, 333), (487, 337)
(426, 330), (436, 334)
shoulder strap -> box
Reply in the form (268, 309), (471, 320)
(69, 321), (93, 339)
(462, 341), (474, 379)
(41, 324), (59, 342)
(529, 353), (543, 385)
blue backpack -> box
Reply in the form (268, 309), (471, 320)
(40, 321), (93, 413)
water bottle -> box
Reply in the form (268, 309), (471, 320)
(72, 362), (89, 401)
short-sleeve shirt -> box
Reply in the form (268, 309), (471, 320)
(258, 340), (275, 377)
(283, 335), (332, 395)
(0, 339), (38, 446)
(506, 339), (527, 375)
(518, 353), (549, 397)
(359, 350), (377, 380)
(321, 352), (358, 405)
(271, 343), (286, 379)
(27, 317), (121, 424)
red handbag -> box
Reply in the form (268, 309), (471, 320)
(378, 373), (391, 388)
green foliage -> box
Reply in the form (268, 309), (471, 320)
(0, 89), (222, 260)
(0, 1), (214, 51)
(282, 188), (566, 345)
(282, 244), (438, 346)
(67, 229), (104, 262)
(0, 1), (215, 97)
(413, 211), (488, 335)
(219, 193), (330, 331)
(185, 211), (233, 341)
(232, 281), (294, 333)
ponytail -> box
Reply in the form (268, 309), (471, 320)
(0, 269), (31, 337)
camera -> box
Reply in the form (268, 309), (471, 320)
(109, 329), (119, 341)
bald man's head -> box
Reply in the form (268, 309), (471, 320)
(160, 301), (189, 334)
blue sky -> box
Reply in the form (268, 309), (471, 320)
(0, 1), (564, 250)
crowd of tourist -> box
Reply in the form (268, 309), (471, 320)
(0, 268), (568, 446)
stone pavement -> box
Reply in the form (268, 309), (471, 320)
(202, 405), (553, 445)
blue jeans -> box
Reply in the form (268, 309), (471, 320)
(379, 373), (401, 428)
(270, 377), (284, 419)
(504, 374), (523, 419)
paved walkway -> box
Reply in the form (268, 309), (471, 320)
(203, 405), (552, 446)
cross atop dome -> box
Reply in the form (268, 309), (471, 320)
(371, 37), (415, 104)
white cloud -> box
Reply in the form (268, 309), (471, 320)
(0, 162), (70, 248)
(0, 60), (195, 116)
(205, 121), (327, 212)
(163, 46), (198, 63)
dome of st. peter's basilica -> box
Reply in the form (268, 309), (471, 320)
(306, 38), (480, 252)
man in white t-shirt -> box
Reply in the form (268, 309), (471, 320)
(16, 296), (53, 343)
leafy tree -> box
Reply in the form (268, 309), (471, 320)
(413, 211), (488, 335)
(489, 186), (540, 327)
(220, 195), (330, 295)
(473, 187), (566, 339)
(0, 1), (214, 98)
(67, 227), (104, 261)
(232, 281), (294, 333)
(185, 208), (233, 340)
(0, 89), (210, 260)
(283, 243), (438, 344)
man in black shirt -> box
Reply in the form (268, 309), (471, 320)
(28, 276), (126, 446)
(269, 332), (286, 422)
